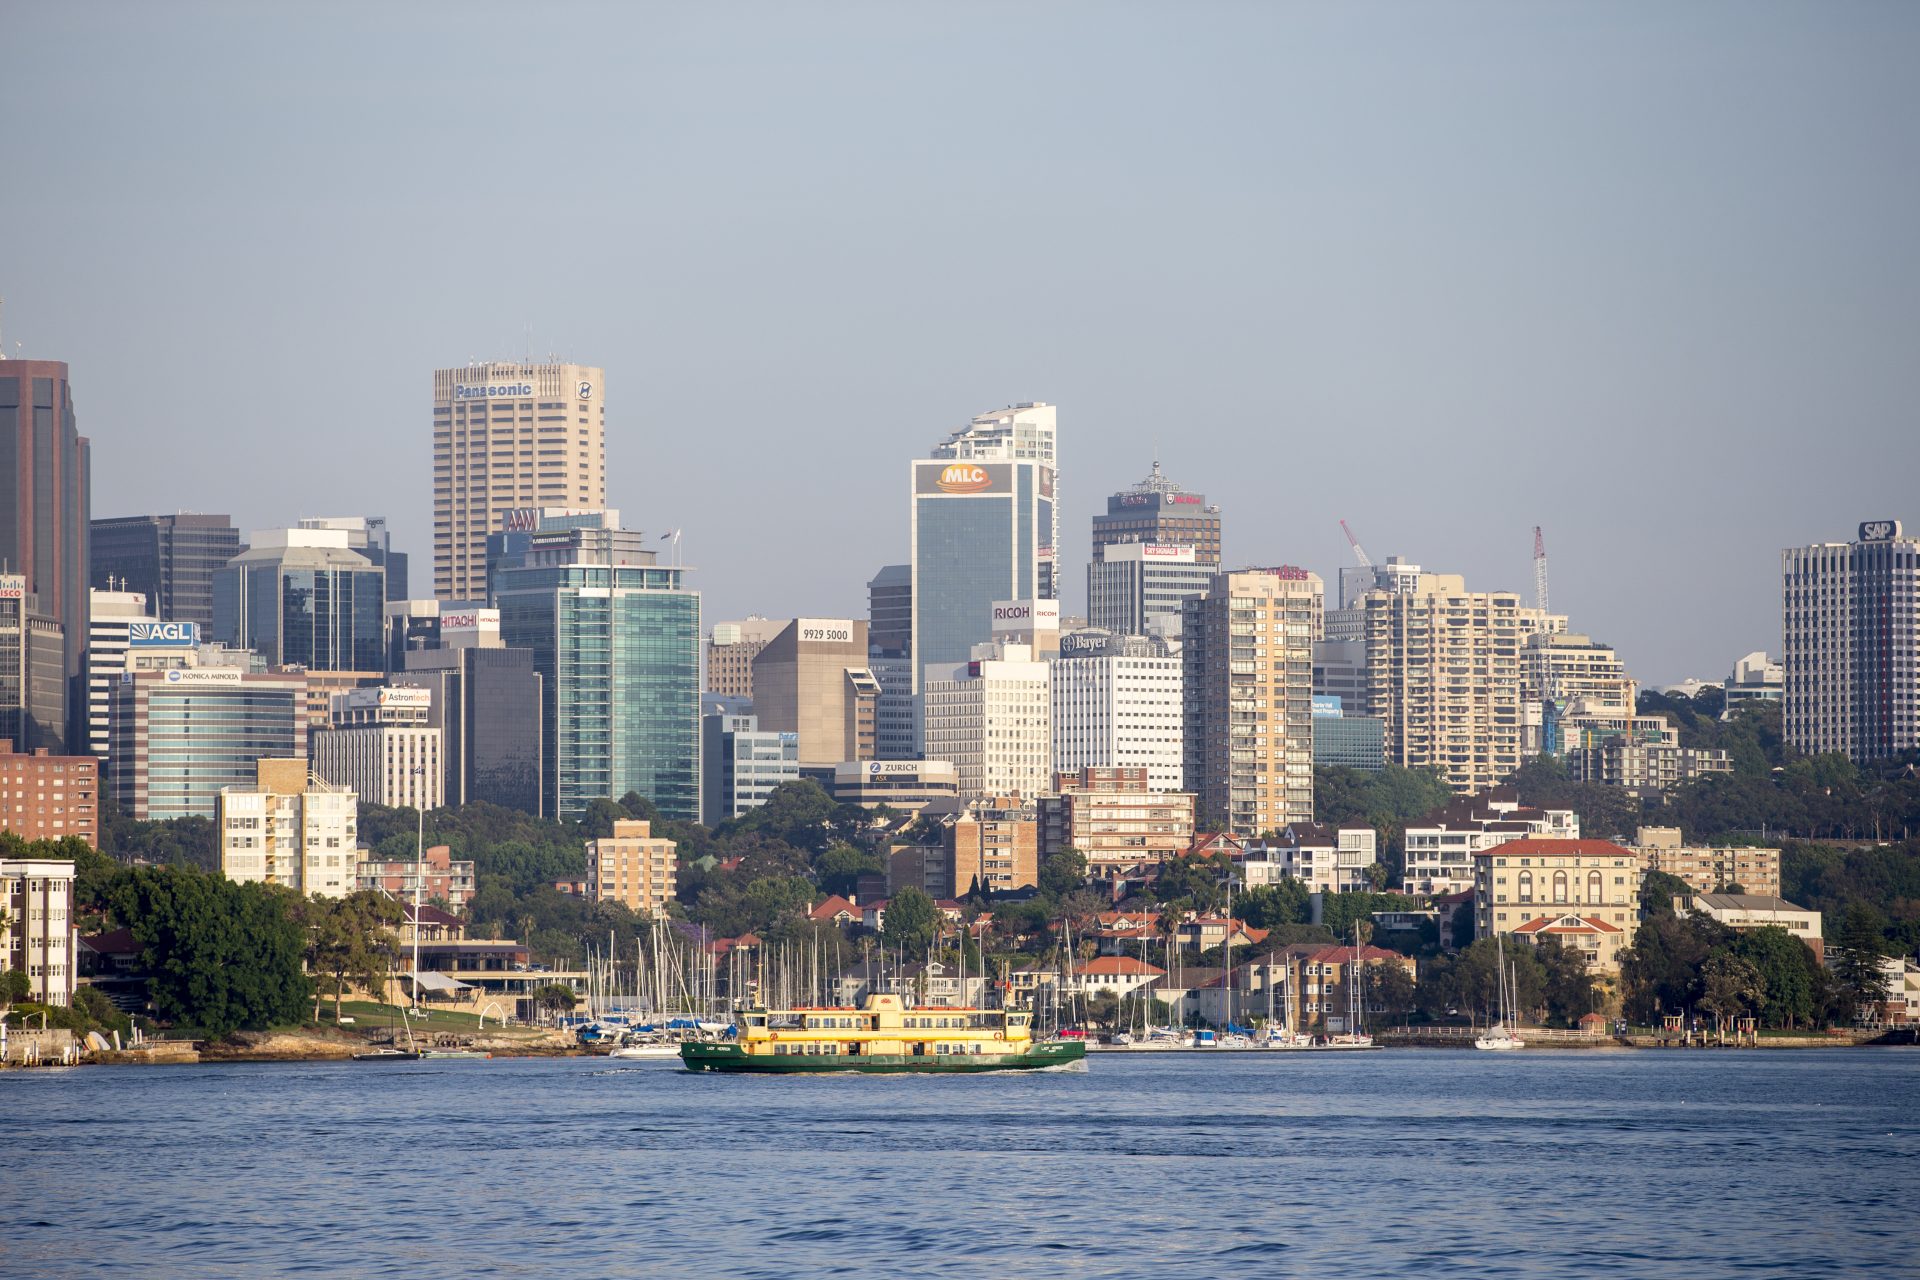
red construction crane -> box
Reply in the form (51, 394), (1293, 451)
(1340, 519), (1372, 568)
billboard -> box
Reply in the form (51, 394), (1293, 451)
(161, 668), (243, 685)
(1140, 544), (1196, 562)
(0, 574), (22, 600)
(1860, 519), (1903, 542)
(796, 618), (855, 645)
(991, 599), (1060, 638)
(1312, 695), (1344, 718)
(128, 621), (199, 648)
(1058, 630), (1115, 658)
(915, 461), (1013, 496)
(377, 687), (433, 708)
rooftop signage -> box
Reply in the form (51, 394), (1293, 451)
(1859, 519), (1903, 542)
(454, 381), (533, 400)
(128, 621), (199, 647)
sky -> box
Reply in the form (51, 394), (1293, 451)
(5, 1), (1917, 685)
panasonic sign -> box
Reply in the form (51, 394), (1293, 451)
(454, 381), (534, 401)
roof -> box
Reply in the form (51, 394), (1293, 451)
(809, 895), (858, 921)
(1512, 914), (1626, 937)
(1075, 956), (1165, 977)
(1474, 838), (1634, 859)
(79, 928), (140, 957)
(404, 903), (463, 927)
(406, 970), (471, 992)
(1689, 893), (1812, 914)
(1304, 944), (1407, 965)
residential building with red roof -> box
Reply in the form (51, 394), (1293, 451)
(1473, 837), (1642, 973)
(1402, 786), (1580, 896)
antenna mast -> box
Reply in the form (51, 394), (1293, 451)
(1532, 526), (1550, 614)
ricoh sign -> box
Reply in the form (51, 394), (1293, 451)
(129, 622), (199, 647)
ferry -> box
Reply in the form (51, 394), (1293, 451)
(680, 993), (1086, 1074)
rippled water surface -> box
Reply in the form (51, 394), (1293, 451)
(4, 1049), (1916, 1278)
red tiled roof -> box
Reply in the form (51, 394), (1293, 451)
(1075, 956), (1166, 977)
(1474, 838), (1634, 859)
(1512, 914), (1625, 936)
(809, 895), (858, 921)
(80, 928), (140, 956)
(1304, 943), (1407, 965)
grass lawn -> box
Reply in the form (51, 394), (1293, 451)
(320, 1001), (503, 1032)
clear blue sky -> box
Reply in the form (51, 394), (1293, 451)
(6, 1), (1916, 683)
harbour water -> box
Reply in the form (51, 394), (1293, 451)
(4, 1049), (1914, 1278)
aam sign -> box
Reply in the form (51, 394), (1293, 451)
(129, 622), (199, 647)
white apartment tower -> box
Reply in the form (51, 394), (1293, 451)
(1783, 520), (1920, 761)
(1051, 634), (1185, 791)
(217, 759), (360, 899)
(432, 362), (606, 601)
(923, 641), (1053, 802)
(310, 686), (444, 811)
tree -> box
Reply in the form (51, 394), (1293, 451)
(534, 983), (579, 1015)
(303, 892), (405, 1023)
(813, 842), (882, 898)
(109, 867), (311, 1038)
(1640, 870), (1697, 918)
(1038, 850), (1089, 901)
(1534, 938), (1597, 1026)
(0, 967), (29, 1010)
(1697, 952), (1764, 1032)
(1828, 906), (1894, 1024)
(1363, 961), (1416, 1024)
(1236, 880), (1309, 931)
(1732, 926), (1819, 1029)
(883, 886), (938, 955)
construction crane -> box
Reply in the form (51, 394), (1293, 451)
(1340, 519), (1372, 568)
(1533, 526), (1550, 614)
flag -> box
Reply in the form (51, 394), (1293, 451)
(661, 529), (682, 543)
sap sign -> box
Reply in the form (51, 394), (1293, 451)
(454, 381), (534, 401)
(1860, 519), (1903, 542)
(129, 622), (199, 647)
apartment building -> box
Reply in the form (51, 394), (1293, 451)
(1050, 632), (1184, 791)
(1037, 767), (1196, 876)
(0, 739), (98, 845)
(1239, 822), (1379, 894)
(1473, 838), (1642, 974)
(1402, 787), (1580, 896)
(1631, 826), (1781, 897)
(923, 641), (1052, 802)
(943, 795), (1040, 894)
(0, 855), (77, 1006)
(1782, 519), (1919, 761)
(217, 759), (360, 899)
(585, 819), (677, 916)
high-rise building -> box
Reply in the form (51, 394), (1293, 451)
(1089, 461), (1221, 566)
(494, 511), (699, 821)
(218, 758), (359, 899)
(704, 618), (786, 699)
(109, 667), (309, 820)
(1310, 697), (1385, 772)
(384, 599), (500, 675)
(1522, 631), (1636, 711)
(0, 360), (90, 751)
(1326, 556), (1423, 643)
(749, 619), (877, 770)
(586, 819), (677, 916)
(0, 739), (99, 846)
(1363, 573), (1523, 794)
(299, 516), (407, 601)
(923, 641), (1052, 802)
(867, 564), (912, 658)
(909, 452), (1056, 699)
(933, 402), (1059, 572)
(1, 855), (77, 1006)
(433, 361), (606, 601)
(700, 708), (799, 826)
(213, 527), (385, 672)
(1182, 567), (1322, 837)
(1783, 519), (1920, 761)
(941, 795), (1040, 895)
(1087, 542), (1217, 640)
(85, 589), (194, 761)
(400, 645), (543, 815)
(0, 573), (67, 754)
(311, 686), (443, 810)
(867, 564), (916, 761)
(90, 513), (240, 634)
(1049, 631), (1185, 791)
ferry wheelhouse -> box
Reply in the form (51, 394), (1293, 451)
(680, 993), (1085, 1073)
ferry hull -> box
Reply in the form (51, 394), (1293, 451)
(680, 1040), (1086, 1074)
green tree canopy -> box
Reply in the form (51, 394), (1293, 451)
(882, 886), (938, 955)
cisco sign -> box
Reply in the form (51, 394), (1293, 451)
(129, 621), (199, 647)
(1859, 519), (1903, 542)
(454, 381), (534, 401)
(0, 574), (22, 600)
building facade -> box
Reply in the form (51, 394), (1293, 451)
(1, 856), (77, 1006)
(1050, 633), (1184, 791)
(1473, 837), (1641, 973)
(1037, 767), (1195, 876)
(310, 686), (444, 810)
(1634, 827), (1781, 898)
(108, 668), (308, 820)
(1088, 461), (1221, 566)
(399, 645), (543, 816)
(1182, 567), (1321, 836)
(1241, 823), (1379, 894)
(494, 513), (700, 821)
(704, 617), (787, 700)
(212, 527), (385, 672)
(432, 361), (606, 601)
(90, 513), (239, 635)
(831, 759), (959, 812)
(1364, 573), (1523, 794)
(749, 618), (877, 768)
(586, 819), (677, 916)
(354, 842), (477, 912)
(218, 758), (359, 899)
(923, 641), (1052, 802)
(0, 573), (68, 755)
(1782, 519), (1919, 761)
(0, 740), (98, 845)
(0, 360), (90, 753)
(942, 795), (1040, 894)
(299, 516), (406, 602)
(1402, 788), (1580, 897)
(700, 710), (799, 826)
(1310, 696), (1385, 771)
(1087, 541), (1217, 640)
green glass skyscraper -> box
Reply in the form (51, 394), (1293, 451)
(493, 511), (700, 821)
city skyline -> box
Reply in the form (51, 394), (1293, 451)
(5, 3), (1917, 686)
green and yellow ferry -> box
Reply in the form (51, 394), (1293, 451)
(680, 993), (1085, 1074)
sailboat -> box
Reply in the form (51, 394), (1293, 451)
(1474, 935), (1525, 1051)
(1322, 922), (1376, 1049)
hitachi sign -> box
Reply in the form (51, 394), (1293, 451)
(454, 382), (534, 400)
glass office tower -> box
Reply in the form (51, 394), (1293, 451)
(494, 513), (700, 821)
(212, 528), (385, 672)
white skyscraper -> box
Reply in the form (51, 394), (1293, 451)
(1783, 519), (1920, 761)
(931, 402), (1059, 598)
(923, 641), (1053, 802)
(1051, 634), (1185, 791)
